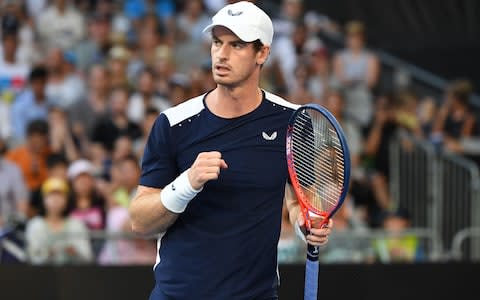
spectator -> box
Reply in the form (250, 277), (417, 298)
(333, 21), (380, 127)
(129, 21), (163, 74)
(5, 119), (50, 191)
(108, 46), (131, 89)
(189, 63), (214, 96)
(288, 63), (314, 105)
(270, 22), (304, 93)
(418, 96), (437, 137)
(91, 86), (142, 153)
(10, 66), (49, 142)
(0, 137), (28, 229)
(25, 0), (48, 19)
(123, 0), (176, 26)
(98, 155), (155, 265)
(432, 79), (475, 153)
(134, 106), (159, 160)
(323, 88), (363, 169)
(373, 210), (423, 263)
(45, 48), (85, 109)
(68, 64), (111, 154)
(176, 0), (210, 43)
(152, 45), (176, 96)
(36, 0), (85, 51)
(393, 90), (422, 137)
(127, 67), (170, 123)
(307, 47), (332, 101)
(111, 135), (135, 163)
(45, 153), (69, 180)
(0, 30), (30, 138)
(74, 12), (112, 74)
(30, 154), (69, 218)
(48, 106), (79, 162)
(25, 177), (92, 265)
(68, 159), (106, 231)
(174, 0), (210, 73)
(273, 0), (304, 39)
(1, 3), (40, 66)
(362, 94), (399, 220)
(168, 73), (192, 106)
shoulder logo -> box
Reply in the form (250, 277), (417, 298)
(227, 9), (243, 16)
(262, 131), (277, 141)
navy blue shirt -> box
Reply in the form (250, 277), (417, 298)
(140, 91), (298, 300)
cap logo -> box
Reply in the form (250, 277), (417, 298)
(227, 9), (243, 16)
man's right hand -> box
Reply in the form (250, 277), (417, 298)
(188, 151), (228, 190)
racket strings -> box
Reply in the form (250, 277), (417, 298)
(291, 109), (345, 213)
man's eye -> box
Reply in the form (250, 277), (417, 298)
(232, 42), (245, 49)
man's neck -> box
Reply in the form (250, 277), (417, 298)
(55, 4), (66, 15)
(207, 82), (262, 119)
(3, 55), (16, 64)
(46, 215), (64, 224)
(34, 93), (46, 104)
(141, 91), (153, 102)
(90, 90), (107, 103)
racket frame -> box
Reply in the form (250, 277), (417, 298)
(286, 103), (351, 230)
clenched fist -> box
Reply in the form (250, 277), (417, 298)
(188, 151), (228, 190)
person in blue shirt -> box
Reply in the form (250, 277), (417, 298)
(10, 66), (50, 142)
(129, 2), (332, 300)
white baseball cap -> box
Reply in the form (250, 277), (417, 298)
(203, 1), (274, 46)
(68, 159), (95, 180)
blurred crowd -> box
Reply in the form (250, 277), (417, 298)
(0, 0), (478, 265)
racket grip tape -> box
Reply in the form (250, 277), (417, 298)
(304, 244), (319, 300)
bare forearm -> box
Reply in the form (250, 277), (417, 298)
(365, 124), (383, 155)
(284, 184), (300, 226)
(129, 192), (179, 236)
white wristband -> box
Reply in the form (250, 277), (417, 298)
(160, 169), (203, 213)
(294, 220), (307, 243)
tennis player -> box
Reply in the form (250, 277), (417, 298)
(129, 2), (332, 299)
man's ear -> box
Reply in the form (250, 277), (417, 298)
(256, 46), (271, 65)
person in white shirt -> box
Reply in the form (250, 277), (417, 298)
(25, 177), (93, 265)
(36, 0), (85, 51)
(127, 68), (170, 124)
(45, 48), (85, 109)
(0, 31), (30, 140)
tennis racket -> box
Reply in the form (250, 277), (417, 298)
(286, 104), (351, 300)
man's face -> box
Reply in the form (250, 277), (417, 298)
(89, 66), (109, 92)
(324, 93), (344, 118)
(138, 72), (155, 94)
(2, 35), (18, 58)
(28, 133), (48, 154)
(210, 26), (267, 88)
(31, 78), (47, 98)
(110, 90), (128, 115)
(119, 160), (140, 190)
(73, 173), (94, 195)
(346, 33), (364, 50)
(44, 191), (68, 216)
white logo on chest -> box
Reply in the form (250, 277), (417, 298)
(262, 131), (277, 141)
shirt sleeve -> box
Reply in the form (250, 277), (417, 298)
(139, 113), (178, 188)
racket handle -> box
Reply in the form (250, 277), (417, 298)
(304, 244), (319, 300)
